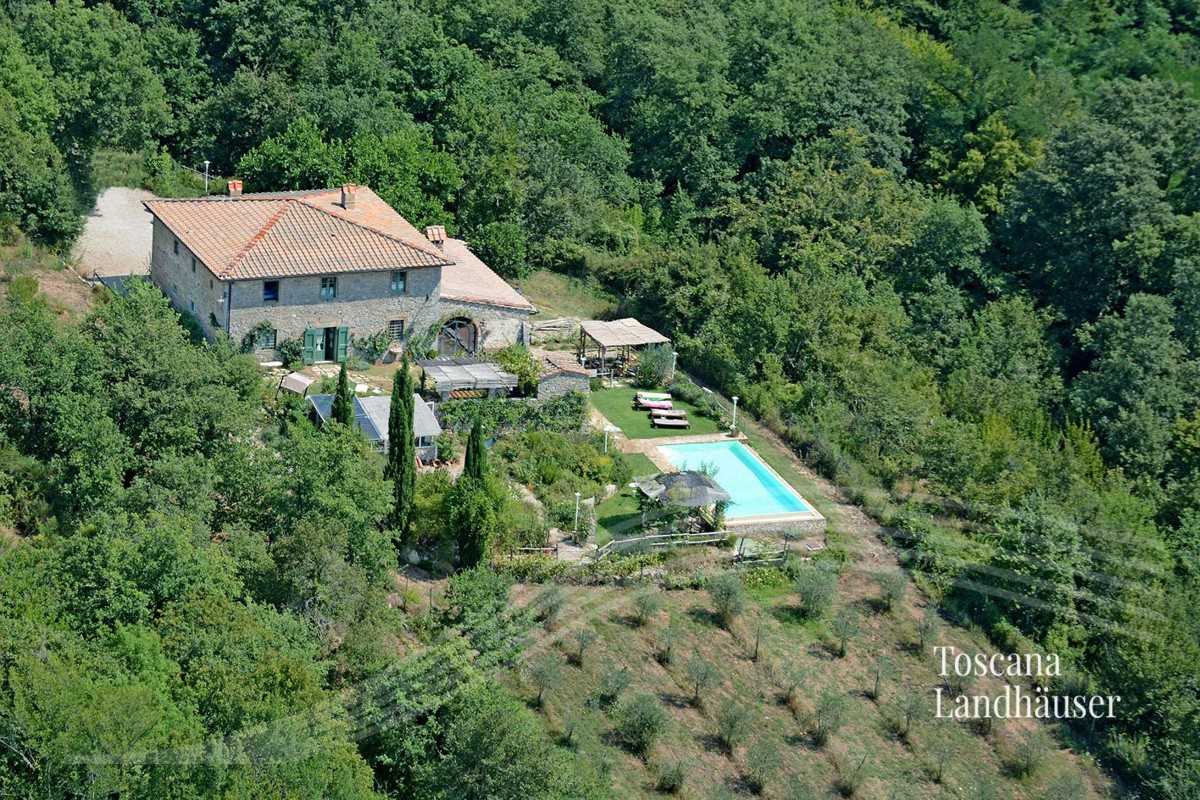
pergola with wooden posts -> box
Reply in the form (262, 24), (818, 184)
(577, 318), (671, 382)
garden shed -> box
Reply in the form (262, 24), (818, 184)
(307, 393), (442, 461)
(577, 318), (670, 381)
(534, 348), (591, 399)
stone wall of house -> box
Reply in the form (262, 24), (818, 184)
(537, 372), (590, 400)
(437, 298), (533, 350)
(149, 219), (228, 340)
(228, 266), (444, 356)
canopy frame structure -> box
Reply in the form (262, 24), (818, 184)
(416, 357), (519, 399)
(577, 318), (670, 384)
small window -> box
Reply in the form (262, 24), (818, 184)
(387, 319), (405, 341)
(191, 257), (196, 273)
(263, 280), (279, 302)
(391, 271), (407, 294)
(173, 239), (179, 255)
(209, 279), (213, 290)
(257, 328), (277, 349)
(320, 277), (337, 301)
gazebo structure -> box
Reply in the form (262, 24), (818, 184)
(636, 470), (732, 531)
(416, 357), (519, 400)
(577, 318), (670, 382)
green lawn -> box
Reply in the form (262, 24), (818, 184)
(594, 486), (642, 544)
(618, 451), (658, 478)
(590, 387), (722, 439)
(515, 269), (617, 320)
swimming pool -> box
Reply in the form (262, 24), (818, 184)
(656, 441), (811, 519)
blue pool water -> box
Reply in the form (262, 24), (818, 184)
(656, 441), (811, 518)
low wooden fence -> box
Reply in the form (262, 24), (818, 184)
(593, 530), (728, 560)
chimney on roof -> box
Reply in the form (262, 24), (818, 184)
(341, 184), (357, 210)
(227, 179), (243, 197)
(424, 225), (446, 250)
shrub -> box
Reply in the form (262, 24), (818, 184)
(632, 589), (663, 626)
(534, 585), (566, 628)
(715, 698), (754, 754)
(571, 627), (598, 665)
(744, 738), (781, 794)
(277, 337), (303, 368)
(775, 662), (810, 716)
(867, 654), (894, 701)
(707, 572), (745, 629)
(592, 667), (631, 709)
(615, 693), (668, 759)
(495, 344), (541, 395)
(792, 561), (838, 619)
(526, 652), (562, 707)
(888, 685), (928, 741)
(915, 607), (940, 652)
(686, 652), (719, 705)
(1004, 729), (1051, 778)
(813, 689), (848, 746)
(351, 328), (394, 363)
(634, 343), (674, 388)
(656, 619), (678, 664)
(830, 607), (860, 657)
(832, 751), (870, 797)
(654, 759), (687, 794)
(876, 570), (907, 612)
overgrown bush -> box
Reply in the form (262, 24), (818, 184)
(634, 343), (674, 388)
(352, 328), (394, 363)
(744, 738), (781, 794)
(495, 345), (541, 395)
(707, 572), (745, 629)
(715, 698), (754, 753)
(792, 561), (838, 619)
(591, 667), (631, 709)
(614, 693), (667, 759)
(654, 759), (687, 794)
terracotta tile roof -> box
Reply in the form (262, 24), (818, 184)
(533, 348), (589, 376)
(437, 237), (535, 312)
(144, 187), (451, 280)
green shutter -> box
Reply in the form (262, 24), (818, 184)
(302, 328), (317, 364)
(336, 326), (349, 362)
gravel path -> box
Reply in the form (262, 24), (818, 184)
(72, 187), (156, 277)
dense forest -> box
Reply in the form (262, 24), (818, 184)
(2, 0), (1200, 797)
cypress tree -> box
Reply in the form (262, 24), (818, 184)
(463, 419), (486, 481)
(332, 361), (354, 426)
(386, 356), (416, 539)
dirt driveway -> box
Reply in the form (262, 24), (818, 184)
(72, 187), (156, 278)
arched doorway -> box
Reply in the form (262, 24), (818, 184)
(438, 317), (478, 356)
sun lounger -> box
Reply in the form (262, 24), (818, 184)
(636, 391), (672, 401)
(650, 408), (688, 419)
(637, 399), (673, 410)
(651, 416), (690, 429)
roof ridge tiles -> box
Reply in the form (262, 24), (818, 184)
(296, 193), (449, 262)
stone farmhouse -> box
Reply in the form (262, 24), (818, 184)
(144, 182), (535, 362)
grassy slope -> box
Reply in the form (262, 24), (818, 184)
(1, 238), (96, 319)
(592, 387), (722, 438)
(508, 581), (1109, 800)
(517, 269), (618, 320)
